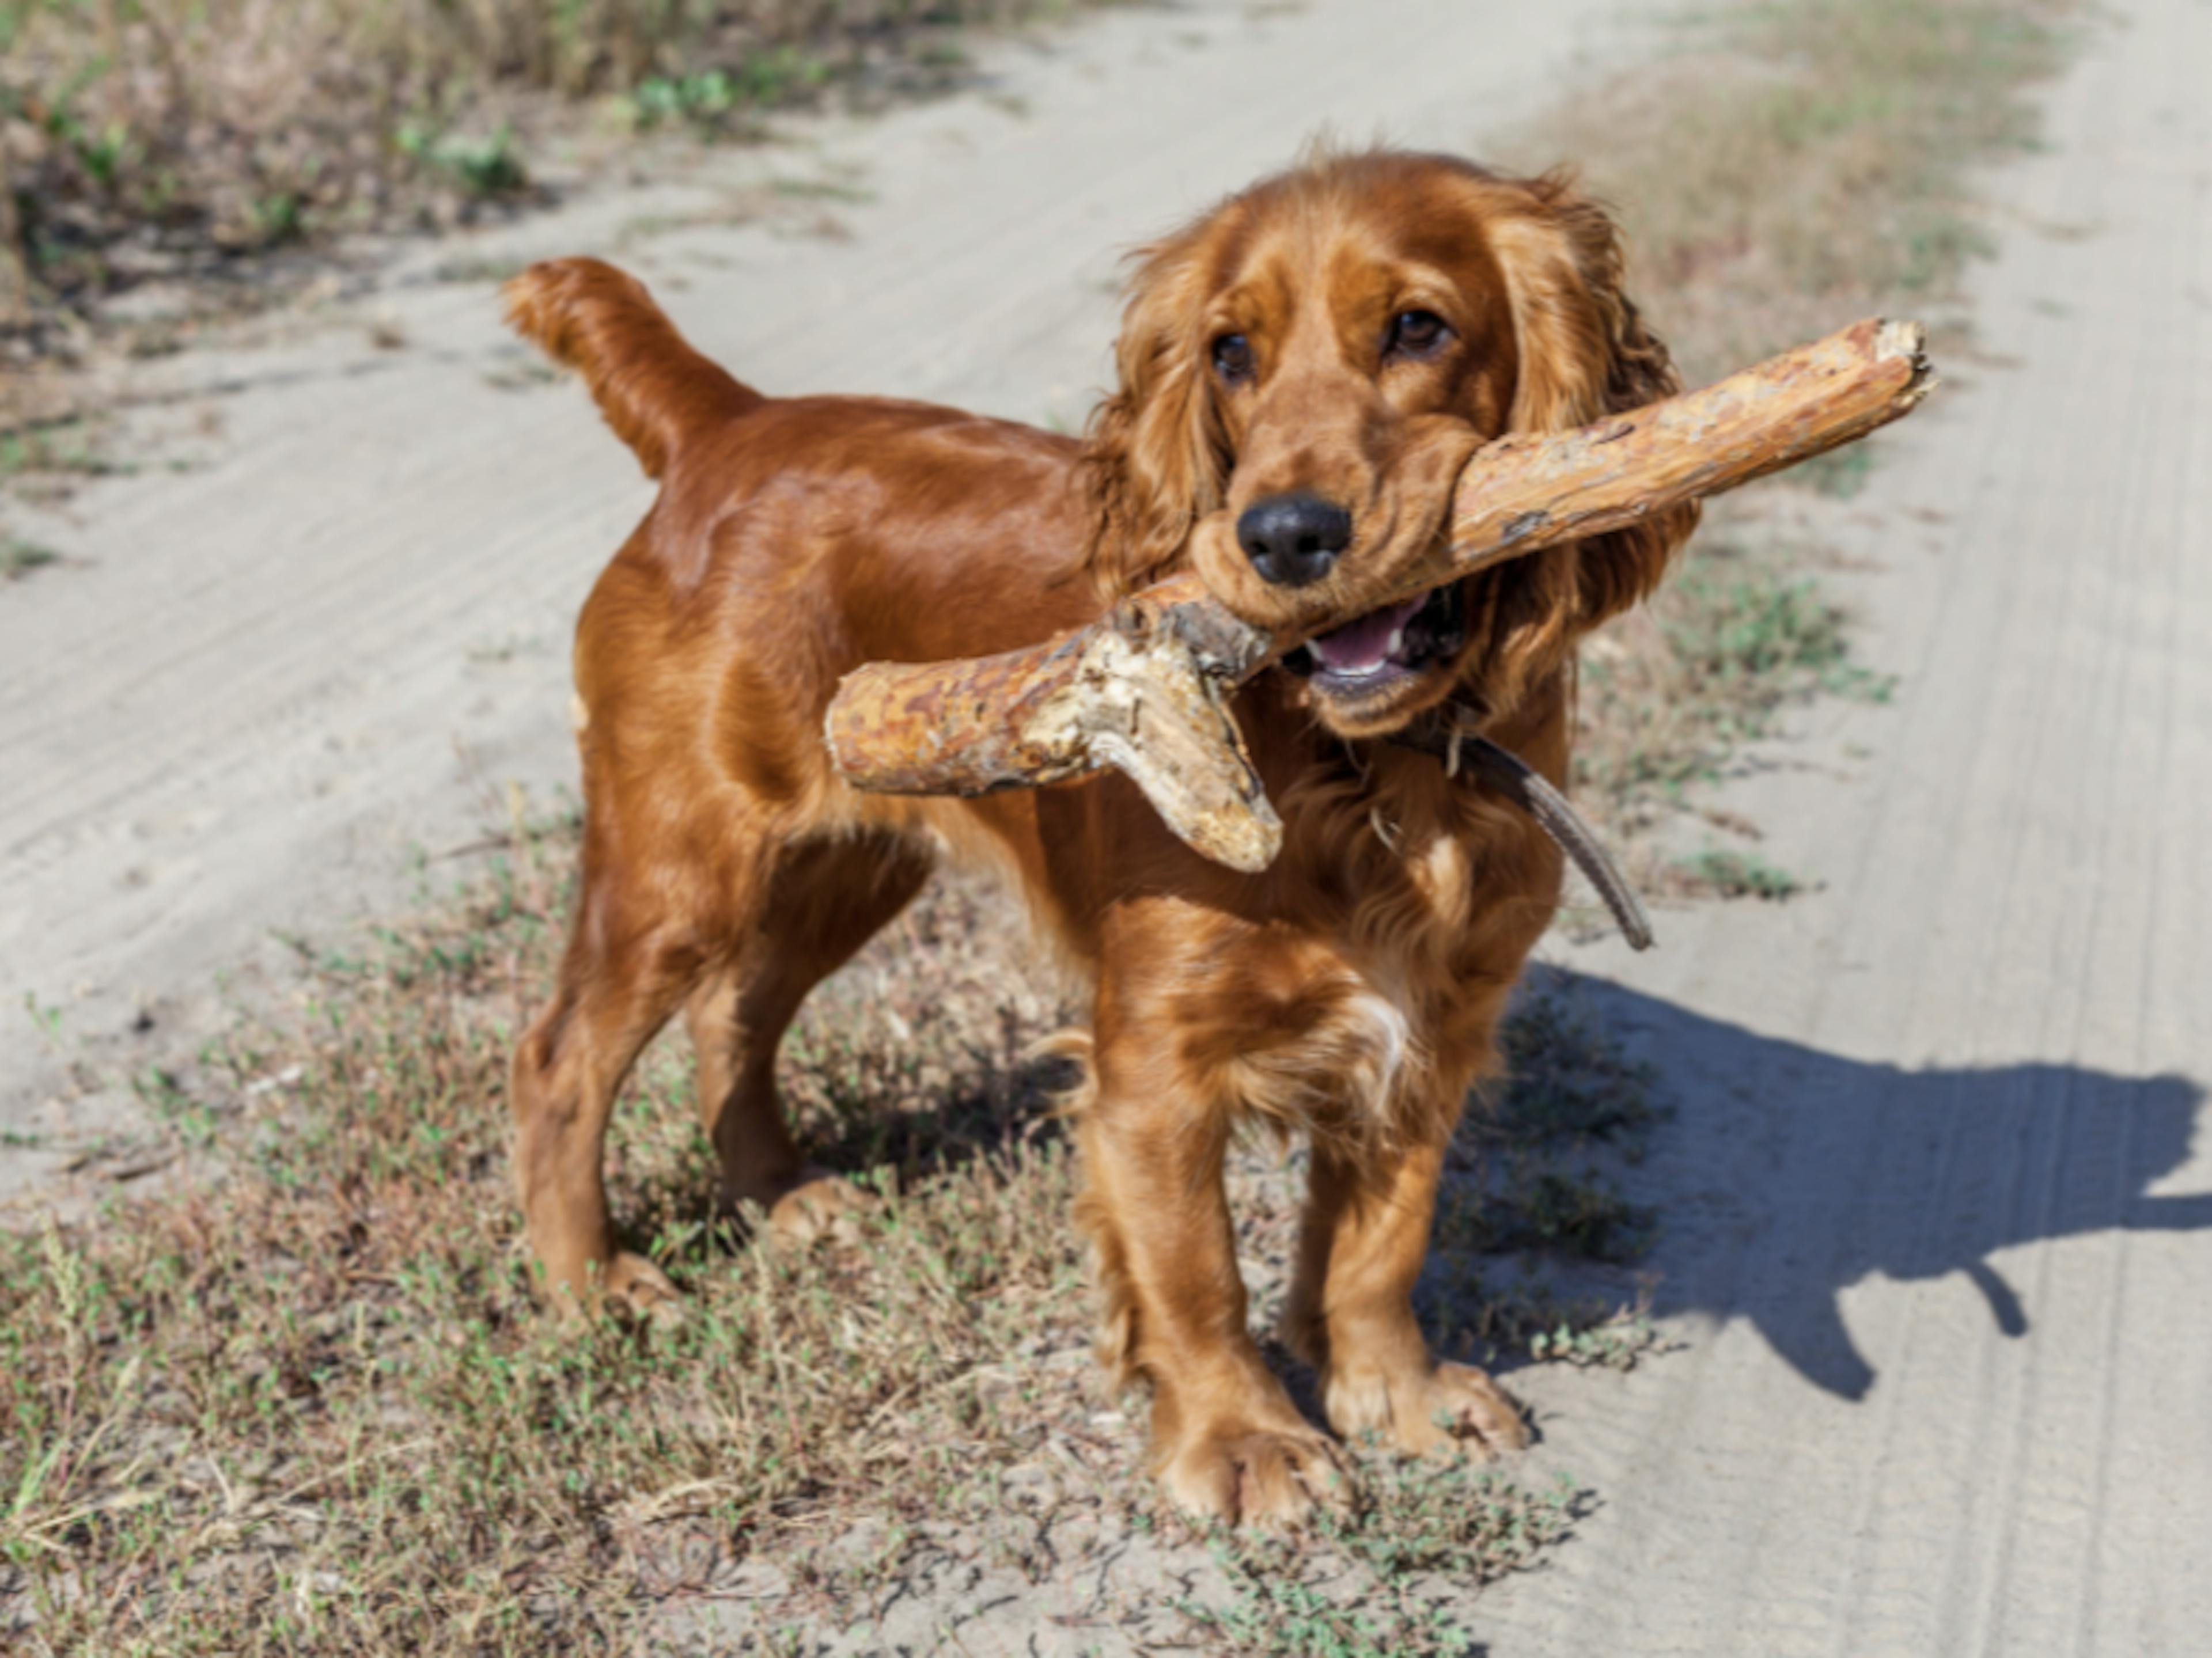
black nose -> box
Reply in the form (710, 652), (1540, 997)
(1237, 493), (1351, 587)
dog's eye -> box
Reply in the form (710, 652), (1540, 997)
(1211, 332), (1255, 386)
(1385, 309), (1451, 361)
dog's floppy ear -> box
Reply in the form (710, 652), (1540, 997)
(1082, 227), (1234, 599)
(1486, 172), (1696, 624)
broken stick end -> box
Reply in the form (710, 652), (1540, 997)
(1874, 317), (1938, 409)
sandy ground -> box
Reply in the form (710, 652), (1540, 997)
(3, 0), (2209, 1651)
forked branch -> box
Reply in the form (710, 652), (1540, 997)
(823, 318), (1936, 870)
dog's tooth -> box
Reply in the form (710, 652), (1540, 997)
(1387, 627), (1406, 658)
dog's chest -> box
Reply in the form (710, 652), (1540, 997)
(1243, 822), (1517, 1128)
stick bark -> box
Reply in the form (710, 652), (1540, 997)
(823, 317), (1936, 870)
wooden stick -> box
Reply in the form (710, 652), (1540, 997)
(824, 317), (1935, 870)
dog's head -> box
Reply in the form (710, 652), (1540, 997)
(1084, 150), (1696, 738)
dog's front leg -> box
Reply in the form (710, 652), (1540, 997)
(1076, 1071), (1350, 1526)
(1285, 1128), (1529, 1458)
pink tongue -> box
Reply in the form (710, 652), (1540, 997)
(1308, 594), (1426, 673)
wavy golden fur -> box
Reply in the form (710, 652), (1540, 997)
(501, 150), (1696, 1526)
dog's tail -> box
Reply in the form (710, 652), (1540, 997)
(502, 257), (760, 480)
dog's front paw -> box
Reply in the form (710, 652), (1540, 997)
(1157, 1419), (1355, 1528)
(599, 1250), (683, 1321)
(539, 1247), (683, 1320)
(1324, 1358), (1529, 1458)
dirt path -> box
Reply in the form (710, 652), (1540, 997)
(3, 0), (2206, 1651)
(0, 0), (1649, 1175)
(1483, 2), (2212, 1649)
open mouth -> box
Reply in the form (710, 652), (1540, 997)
(1283, 581), (1467, 700)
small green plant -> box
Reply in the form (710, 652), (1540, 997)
(249, 188), (304, 245)
(1440, 1157), (1654, 1263)
(1474, 1283), (1665, 1371)
(133, 1062), (222, 1149)
(2, 535), (60, 579)
(21, 989), (65, 1049)
(626, 50), (829, 131)
(1676, 847), (1806, 900)
(1502, 1163), (1653, 1259)
(1665, 564), (1850, 692)
(0, 418), (116, 481)
(399, 120), (528, 198)
(34, 69), (135, 192)
(1450, 981), (1664, 1265)
(1528, 1311), (1660, 1368)
(628, 69), (738, 128)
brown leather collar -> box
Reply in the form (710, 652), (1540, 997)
(1389, 704), (1654, 951)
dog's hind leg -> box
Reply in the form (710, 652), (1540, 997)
(686, 831), (934, 1245)
(510, 890), (702, 1313)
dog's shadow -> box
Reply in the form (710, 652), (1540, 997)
(1535, 969), (2211, 1399)
(641, 943), (2210, 1409)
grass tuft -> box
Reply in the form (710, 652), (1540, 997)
(2, 533), (59, 579)
(1575, 536), (1896, 837)
(1674, 848), (1807, 902)
(1172, 1463), (1583, 1655)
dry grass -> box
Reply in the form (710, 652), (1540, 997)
(0, 0), (1110, 492)
(0, 818), (1651, 1654)
(1540, 0), (2079, 864)
(1523, 0), (2078, 385)
(0, 0), (1096, 344)
(1574, 528), (1895, 842)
